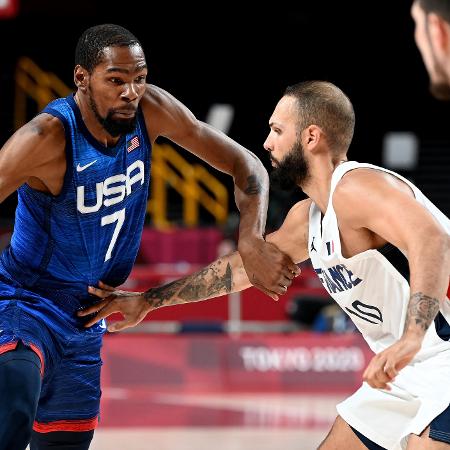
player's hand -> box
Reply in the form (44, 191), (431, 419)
(362, 336), (422, 390)
(78, 281), (151, 332)
(238, 237), (300, 300)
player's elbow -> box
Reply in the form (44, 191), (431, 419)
(424, 227), (450, 262)
(233, 154), (268, 187)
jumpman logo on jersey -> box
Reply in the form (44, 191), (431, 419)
(310, 237), (317, 252)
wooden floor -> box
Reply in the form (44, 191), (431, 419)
(91, 428), (328, 450)
(89, 393), (347, 450)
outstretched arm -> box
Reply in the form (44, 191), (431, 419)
(79, 200), (311, 331)
(141, 85), (298, 299)
(79, 252), (251, 331)
(333, 169), (450, 389)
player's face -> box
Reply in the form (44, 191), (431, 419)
(88, 44), (148, 136)
(412, 2), (450, 100)
(264, 96), (299, 166)
(264, 96), (310, 190)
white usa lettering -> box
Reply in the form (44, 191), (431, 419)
(76, 160), (144, 214)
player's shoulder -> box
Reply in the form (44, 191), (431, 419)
(337, 167), (389, 189)
(332, 166), (416, 226)
(286, 198), (313, 221)
(279, 199), (312, 233)
(334, 166), (410, 202)
(141, 84), (177, 110)
(15, 113), (65, 146)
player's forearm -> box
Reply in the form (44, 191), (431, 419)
(403, 234), (450, 338)
(233, 155), (270, 245)
(143, 252), (251, 308)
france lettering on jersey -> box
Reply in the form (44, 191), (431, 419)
(308, 161), (450, 359)
(0, 94), (151, 321)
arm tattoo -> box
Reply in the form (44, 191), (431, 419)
(143, 262), (233, 308)
(404, 292), (440, 333)
(244, 175), (261, 195)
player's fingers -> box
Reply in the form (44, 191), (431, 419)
(98, 280), (115, 291)
(78, 298), (110, 316)
(108, 319), (136, 332)
(287, 263), (301, 276)
(383, 363), (398, 381)
(374, 368), (391, 385)
(83, 304), (119, 327)
(254, 284), (279, 301)
(278, 284), (289, 295)
(364, 374), (386, 390)
(282, 274), (294, 286)
(282, 270), (295, 282)
(88, 286), (113, 299)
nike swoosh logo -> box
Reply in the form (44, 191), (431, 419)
(76, 160), (97, 172)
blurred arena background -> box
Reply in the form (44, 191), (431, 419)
(1, 0), (449, 448)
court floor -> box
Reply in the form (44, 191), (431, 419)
(89, 392), (348, 450)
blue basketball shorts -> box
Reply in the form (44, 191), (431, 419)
(0, 299), (105, 433)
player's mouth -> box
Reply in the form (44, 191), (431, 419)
(114, 111), (136, 118)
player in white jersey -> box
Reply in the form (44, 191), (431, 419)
(79, 81), (450, 449)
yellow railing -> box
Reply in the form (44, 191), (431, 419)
(15, 57), (71, 130)
(13, 57), (228, 228)
(148, 144), (228, 228)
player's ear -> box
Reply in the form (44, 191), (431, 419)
(74, 65), (88, 92)
(304, 125), (322, 150)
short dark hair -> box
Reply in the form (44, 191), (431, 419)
(284, 81), (355, 155)
(75, 24), (143, 73)
(416, 0), (450, 23)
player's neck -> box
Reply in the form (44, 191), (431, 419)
(301, 158), (346, 214)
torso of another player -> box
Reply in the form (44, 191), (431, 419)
(308, 161), (450, 360)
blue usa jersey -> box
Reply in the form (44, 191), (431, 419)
(0, 94), (151, 320)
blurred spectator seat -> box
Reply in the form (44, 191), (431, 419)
(139, 226), (224, 265)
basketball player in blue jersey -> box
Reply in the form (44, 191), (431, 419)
(83, 81), (450, 449)
(0, 24), (299, 450)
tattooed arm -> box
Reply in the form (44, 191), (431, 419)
(141, 86), (297, 299)
(78, 252), (252, 331)
(78, 201), (310, 331)
(144, 252), (250, 309)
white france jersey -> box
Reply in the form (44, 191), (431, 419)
(308, 161), (450, 359)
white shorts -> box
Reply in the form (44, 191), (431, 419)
(337, 348), (450, 450)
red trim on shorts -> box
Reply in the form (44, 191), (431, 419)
(0, 341), (18, 354)
(0, 340), (45, 377)
(33, 416), (99, 433)
(27, 343), (45, 377)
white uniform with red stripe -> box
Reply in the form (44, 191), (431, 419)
(308, 161), (450, 450)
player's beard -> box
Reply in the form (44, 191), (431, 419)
(427, 33), (450, 100)
(429, 74), (450, 101)
(270, 139), (310, 191)
(88, 90), (138, 137)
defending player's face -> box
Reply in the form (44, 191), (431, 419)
(411, 2), (450, 100)
(264, 96), (299, 165)
(88, 44), (148, 136)
(264, 96), (310, 190)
